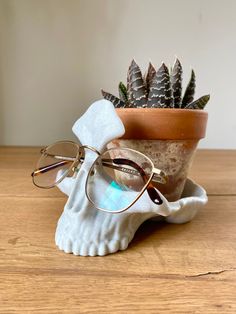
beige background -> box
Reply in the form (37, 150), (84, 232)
(0, 0), (235, 148)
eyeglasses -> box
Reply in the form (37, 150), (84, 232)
(31, 141), (167, 213)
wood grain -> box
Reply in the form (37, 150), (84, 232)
(189, 149), (236, 195)
(0, 147), (236, 313)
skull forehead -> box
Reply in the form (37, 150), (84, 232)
(72, 99), (125, 151)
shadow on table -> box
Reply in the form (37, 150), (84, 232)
(129, 218), (186, 249)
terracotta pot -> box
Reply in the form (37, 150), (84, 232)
(107, 108), (208, 201)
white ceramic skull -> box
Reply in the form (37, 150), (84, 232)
(55, 100), (208, 256)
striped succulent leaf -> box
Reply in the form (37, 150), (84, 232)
(181, 69), (196, 107)
(118, 82), (128, 104)
(185, 95), (210, 109)
(144, 62), (156, 93)
(171, 58), (182, 108)
(147, 63), (174, 108)
(102, 58), (209, 110)
(101, 89), (125, 108)
(127, 59), (147, 108)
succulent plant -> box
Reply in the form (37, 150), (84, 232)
(102, 58), (210, 109)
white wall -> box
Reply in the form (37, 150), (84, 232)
(0, 0), (235, 148)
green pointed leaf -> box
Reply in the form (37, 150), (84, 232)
(118, 82), (128, 104)
(185, 94), (210, 109)
(144, 62), (156, 94)
(101, 89), (125, 108)
(171, 58), (182, 108)
(182, 69), (196, 107)
(127, 59), (147, 108)
(147, 63), (174, 108)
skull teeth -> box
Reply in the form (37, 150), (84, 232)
(55, 236), (129, 256)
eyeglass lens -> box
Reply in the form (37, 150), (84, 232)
(86, 148), (153, 212)
(32, 142), (79, 188)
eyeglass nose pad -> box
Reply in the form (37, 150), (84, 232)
(72, 167), (78, 178)
(71, 148), (84, 178)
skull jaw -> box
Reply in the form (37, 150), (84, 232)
(55, 204), (156, 256)
(55, 177), (207, 256)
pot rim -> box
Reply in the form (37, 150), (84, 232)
(116, 108), (208, 140)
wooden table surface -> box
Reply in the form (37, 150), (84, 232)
(0, 147), (235, 313)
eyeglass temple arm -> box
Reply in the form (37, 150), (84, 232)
(32, 153), (166, 184)
(31, 159), (72, 176)
(101, 160), (166, 184)
(32, 154), (167, 204)
(111, 158), (164, 205)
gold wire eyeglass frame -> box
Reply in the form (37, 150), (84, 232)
(31, 141), (168, 213)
